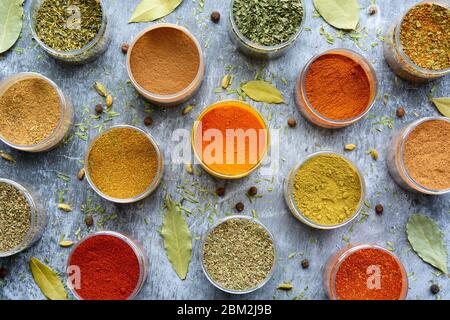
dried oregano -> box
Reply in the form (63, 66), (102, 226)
(233, 0), (304, 46)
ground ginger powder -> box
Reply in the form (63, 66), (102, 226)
(293, 154), (362, 226)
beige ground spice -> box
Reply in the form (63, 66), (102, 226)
(403, 120), (450, 190)
(0, 78), (61, 146)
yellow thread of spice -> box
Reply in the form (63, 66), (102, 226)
(87, 127), (158, 199)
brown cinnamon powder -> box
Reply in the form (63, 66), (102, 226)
(403, 119), (450, 190)
(129, 27), (200, 96)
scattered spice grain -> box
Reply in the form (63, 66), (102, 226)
(235, 202), (244, 212)
(375, 204), (384, 215)
(78, 168), (85, 181)
(216, 187), (225, 197)
(0, 267), (7, 278)
(287, 118), (297, 127)
(211, 11), (220, 23)
(121, 43), (129, 54)
(301, 259), (309, 269)
(430, 284), (440, 295)
(396, 107), (405, 118)
(144, 116), (153, 126)
(95, 104), (103, 114)
(84, 215), (94, 227)
(248, 186), (258, 196)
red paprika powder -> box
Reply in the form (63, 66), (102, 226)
(68, 233), (142, 300)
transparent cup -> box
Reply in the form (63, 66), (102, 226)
(200, 215), (277, 294)
(30, 0), (110, 64)
(295, 49), (378, 128)
(323, 243), (408, 300)
(228, 0), (306, 59)
(0, 72), (74, 152)
(387, 117), (450, 195)
(383, 0), (450, 83)
(84, 125), (165, 204)
(126, 24), (205, 106)
(191, 100), (270, 180)
(284, 151), (366, 230)
(0, 178), (47, 258)
(66, 231), (148, 300)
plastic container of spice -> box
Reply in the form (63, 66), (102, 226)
(383, 0), (450, 83)
(295, 49), (378, 128)
(29, 0), (110, 63)
(126, 24), (205, 106)
(387, 117), (450, 195)
(0, 72), (74, 152)
(284, 151), (366, 230)
(0, 178), (46, 258)
(323, 244), (409, 300)
(200, 216), (277, 294)
(84, 125), (164, 203)
(228, 0), (306, 59)
(66, 231), (148, 300)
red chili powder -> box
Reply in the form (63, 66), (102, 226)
(68, 234), (140, 300)
(335, 248), (404, 300)
(304, 53), (371, 121)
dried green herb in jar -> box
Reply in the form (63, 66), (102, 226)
(34, 0), (103, 51)
(0, 182), (31, 253)
(232, 0), (304, 46)
(400, 3), (450, 71)
(202, 218), (275, 291)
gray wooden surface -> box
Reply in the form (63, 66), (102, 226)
(0, 0), (449, 300)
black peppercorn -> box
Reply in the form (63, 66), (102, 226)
(216, 187), (225, 197)
(144, 116), (153, 126)
(287, 118), (297, 127)
(121, 43), (129, 54)
(95, 104), (103, 114)
(430, 284), (440, 295)
(396, 107), (406, 118)
(248, 186), (258, 196)
(211, 11), (220, 23)
(0, 267), (7, 279)
(85, 215), (94, 227)
(375, 204), (384, 215)
(235, 202), (244, 212)
(301, 259), (309, 269)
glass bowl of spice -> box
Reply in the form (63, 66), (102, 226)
(30, 0), (110, 63)
(323, 244), (408, 300)
(285, 151), (366, 230)
(192, 100), (270, 180)
(383, 1), (450, 83)
(200, 216), (276, 294)
(127, 24), (205, 106)
(0, 178), (46, 258)
(387, 117), (450, 195)
(295, 49), (378, 129)
(67, 231), (147, 300)
(229, 0), (306, 59)
(84, 125), (164, 203)
(0, 72), (74, 152)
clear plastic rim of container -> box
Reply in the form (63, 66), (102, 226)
(191, 100), (270, 180)
(327, 244), (409, 300)
(126, 23), (205, 105)
(285, 151), (366, 230)
(200, 215), (277, 295)
(29, 0), (108, 58)
(393, 0), (450, 77)
(296, 48), (378, 127)
(84, 124), (165, 204)
(66, 231), (148, 300)
(0, 72), (72, 152)
(0, 178), (42, 258)
(229, 0), (306, 54)
(397, 117), (450, 195)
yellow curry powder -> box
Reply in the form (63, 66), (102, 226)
(293, 154), (362, 226)
(87, 127), (158, 199)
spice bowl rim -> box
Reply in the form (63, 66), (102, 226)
(327, 243), (409, 300)
(126, 23), (205, 105)
(393, 0), (450, 76)
(191, 100), (270, 180)
(0, 178), (43, 258)
(84, 124), (164, 204)
(66, 230), (148, 300)
(296, 48), (378, 127)
(29, 0), (108, 58)
(200, 215), (277, 295)
(285, 151), (366, 230)
(0, 72), (72, 152)
(397, 116), (450, 195)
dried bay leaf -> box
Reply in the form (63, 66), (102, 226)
(313, 0), (360, 30)
(29, 257), (68, 300)
(0, 0), (23, 54)
(432, 97), (450, 118)
(161, 195), (192, 280)
(241, 80), (284, 104)
(129, 0), (183, 23)
(407, 214), (448, 274)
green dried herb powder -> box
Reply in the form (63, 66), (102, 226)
(233, 0), (304, 46)
(0, 182), (31, 253)
(203, 218), (275, 291)
(400, 3), (450, 70)
(34, 0), (103, 51)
